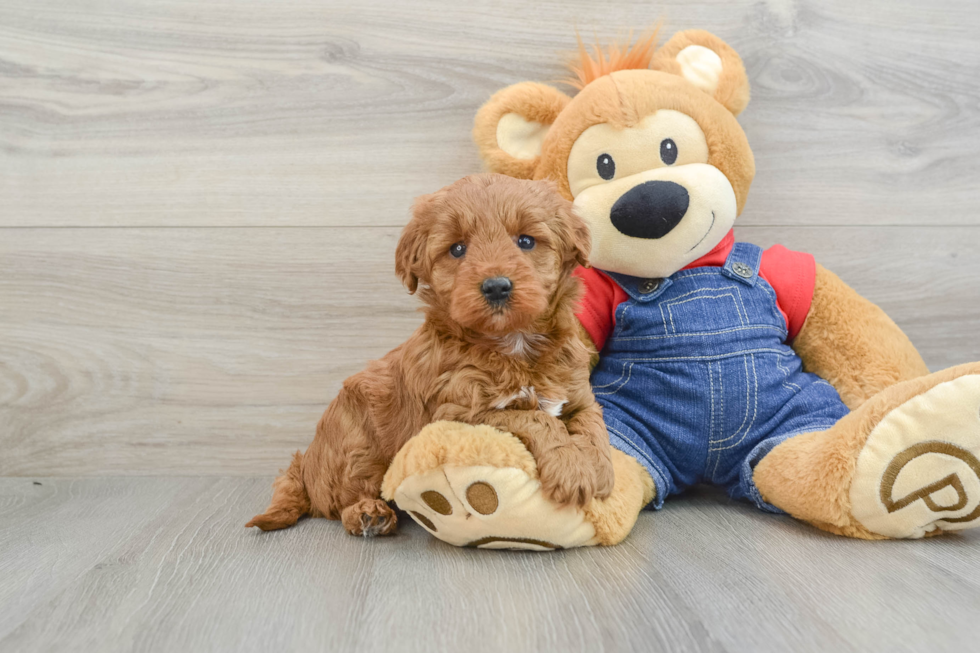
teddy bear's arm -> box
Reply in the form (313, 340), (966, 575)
(792, 263), (929, 410)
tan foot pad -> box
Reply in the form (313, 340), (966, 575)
(381, 421), (598, 550)
(850, 375), (980, 538)
(393, 465), (597, 550)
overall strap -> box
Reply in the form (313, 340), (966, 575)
(721, 242), (763, 287)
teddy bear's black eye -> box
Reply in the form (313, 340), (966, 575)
(596, 153), (616, 180)
(517, 235), (535, 250)
(449, 242), (466, 258)
(660, 138), (678, 165)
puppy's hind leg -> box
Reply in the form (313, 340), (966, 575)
(341, 498), (398, 537)
(246, 451), (311, 531)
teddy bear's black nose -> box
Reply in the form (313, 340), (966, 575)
(481, 276), (513, 304)
(610, 181), (690, 239)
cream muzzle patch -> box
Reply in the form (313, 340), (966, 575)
(566, 110), (737, 278)
(573, 164), (737, 279)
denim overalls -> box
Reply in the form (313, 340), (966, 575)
(591, 243), (849, 511)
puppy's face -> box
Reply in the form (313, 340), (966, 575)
(396, 174), (590, 336)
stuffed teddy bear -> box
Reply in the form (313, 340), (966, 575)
(381, 29), (980, 548)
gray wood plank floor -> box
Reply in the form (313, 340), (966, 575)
(3, 0), (980, 651)
(2, 478), (979, 653)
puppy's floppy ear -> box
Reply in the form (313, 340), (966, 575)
(395, 193), (438, 293)
(651, 30), (750, 116)
(473, 82), (571, 180)
(555, 195), (592, 270)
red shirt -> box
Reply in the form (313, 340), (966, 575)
(574, 230), (816, 351)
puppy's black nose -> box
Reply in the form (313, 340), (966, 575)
(610, 180), (690, 239)
(481, 277), (512, 304)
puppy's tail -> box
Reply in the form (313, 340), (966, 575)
(246, 451), (310, 531)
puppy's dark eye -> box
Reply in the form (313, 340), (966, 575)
(516, 235), (535, 250)
(596, 153), (615, 180)
(660, 138), (677, 165)
(449, 242), (466, 258)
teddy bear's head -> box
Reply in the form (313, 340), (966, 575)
(474, 30), (755, 279)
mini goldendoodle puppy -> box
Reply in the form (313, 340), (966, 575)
(248, 173), (614, 536)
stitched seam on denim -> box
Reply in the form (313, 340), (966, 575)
(591, 360), (628, 389)
(607, 425), (670, 490)
(672, 270), (726, 281)
(657, 285), (742, 303)
(706, 360), (725, 478)
(775, 353), (802, 393)
(708, 360), (716, 446)
(711, 355), (751, 453)
(665, 292), (745, 333)
(757, 276), (778, 305)
(593, 363), (633, 396)
(755, 277), (789, 339)
(616, 347), (789, 362)
(617, 299), (635, 334)
(659, 302), (670, 335)
(666, 270), (782, 335)
(613, 325), (785, 341)
(711, 353), (760, 460)
(733, 285), (750, 324)
(708, 361), (720, 479)
(791, 423), (840, 433)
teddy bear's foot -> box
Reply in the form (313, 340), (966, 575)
(381, 421), (654, 550)
(848, 372), (980, 538)
(756, 364), (980, 539)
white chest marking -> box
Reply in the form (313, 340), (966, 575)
(495, 332), (547, 358)
(495, 386), (534, 410)
(538, 397), (568, 418)
(494, 385), (567, 417)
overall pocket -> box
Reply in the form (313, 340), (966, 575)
(591, 360), (634, 396)
(661, 283), (750, 335)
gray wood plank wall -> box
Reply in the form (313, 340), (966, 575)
(2, 0), (980, 478)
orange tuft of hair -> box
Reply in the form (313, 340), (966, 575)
(564, 28), (660, 90)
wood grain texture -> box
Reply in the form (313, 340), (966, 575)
(1, 0), (979, 227)
(2, 225), (978, 476)
(1, 478), (978, 653)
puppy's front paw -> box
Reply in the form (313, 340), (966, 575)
(341, 499), (398, 537)
(537, 445), (604, 508)
(593, 450), (616, 500)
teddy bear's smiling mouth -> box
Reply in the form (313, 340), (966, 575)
(688, 211), (716, 252)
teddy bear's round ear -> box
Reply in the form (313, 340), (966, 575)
(651, 30), (750, 116)
(473, 82), (571, 179)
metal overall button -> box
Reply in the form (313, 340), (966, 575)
(732, 262), (754, 279)
(639, 278), (662, 294)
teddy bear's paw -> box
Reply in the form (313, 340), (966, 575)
(850, 374), (980, 538)
(391, 465), (598, 550)
(380, 421), (600, 550)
